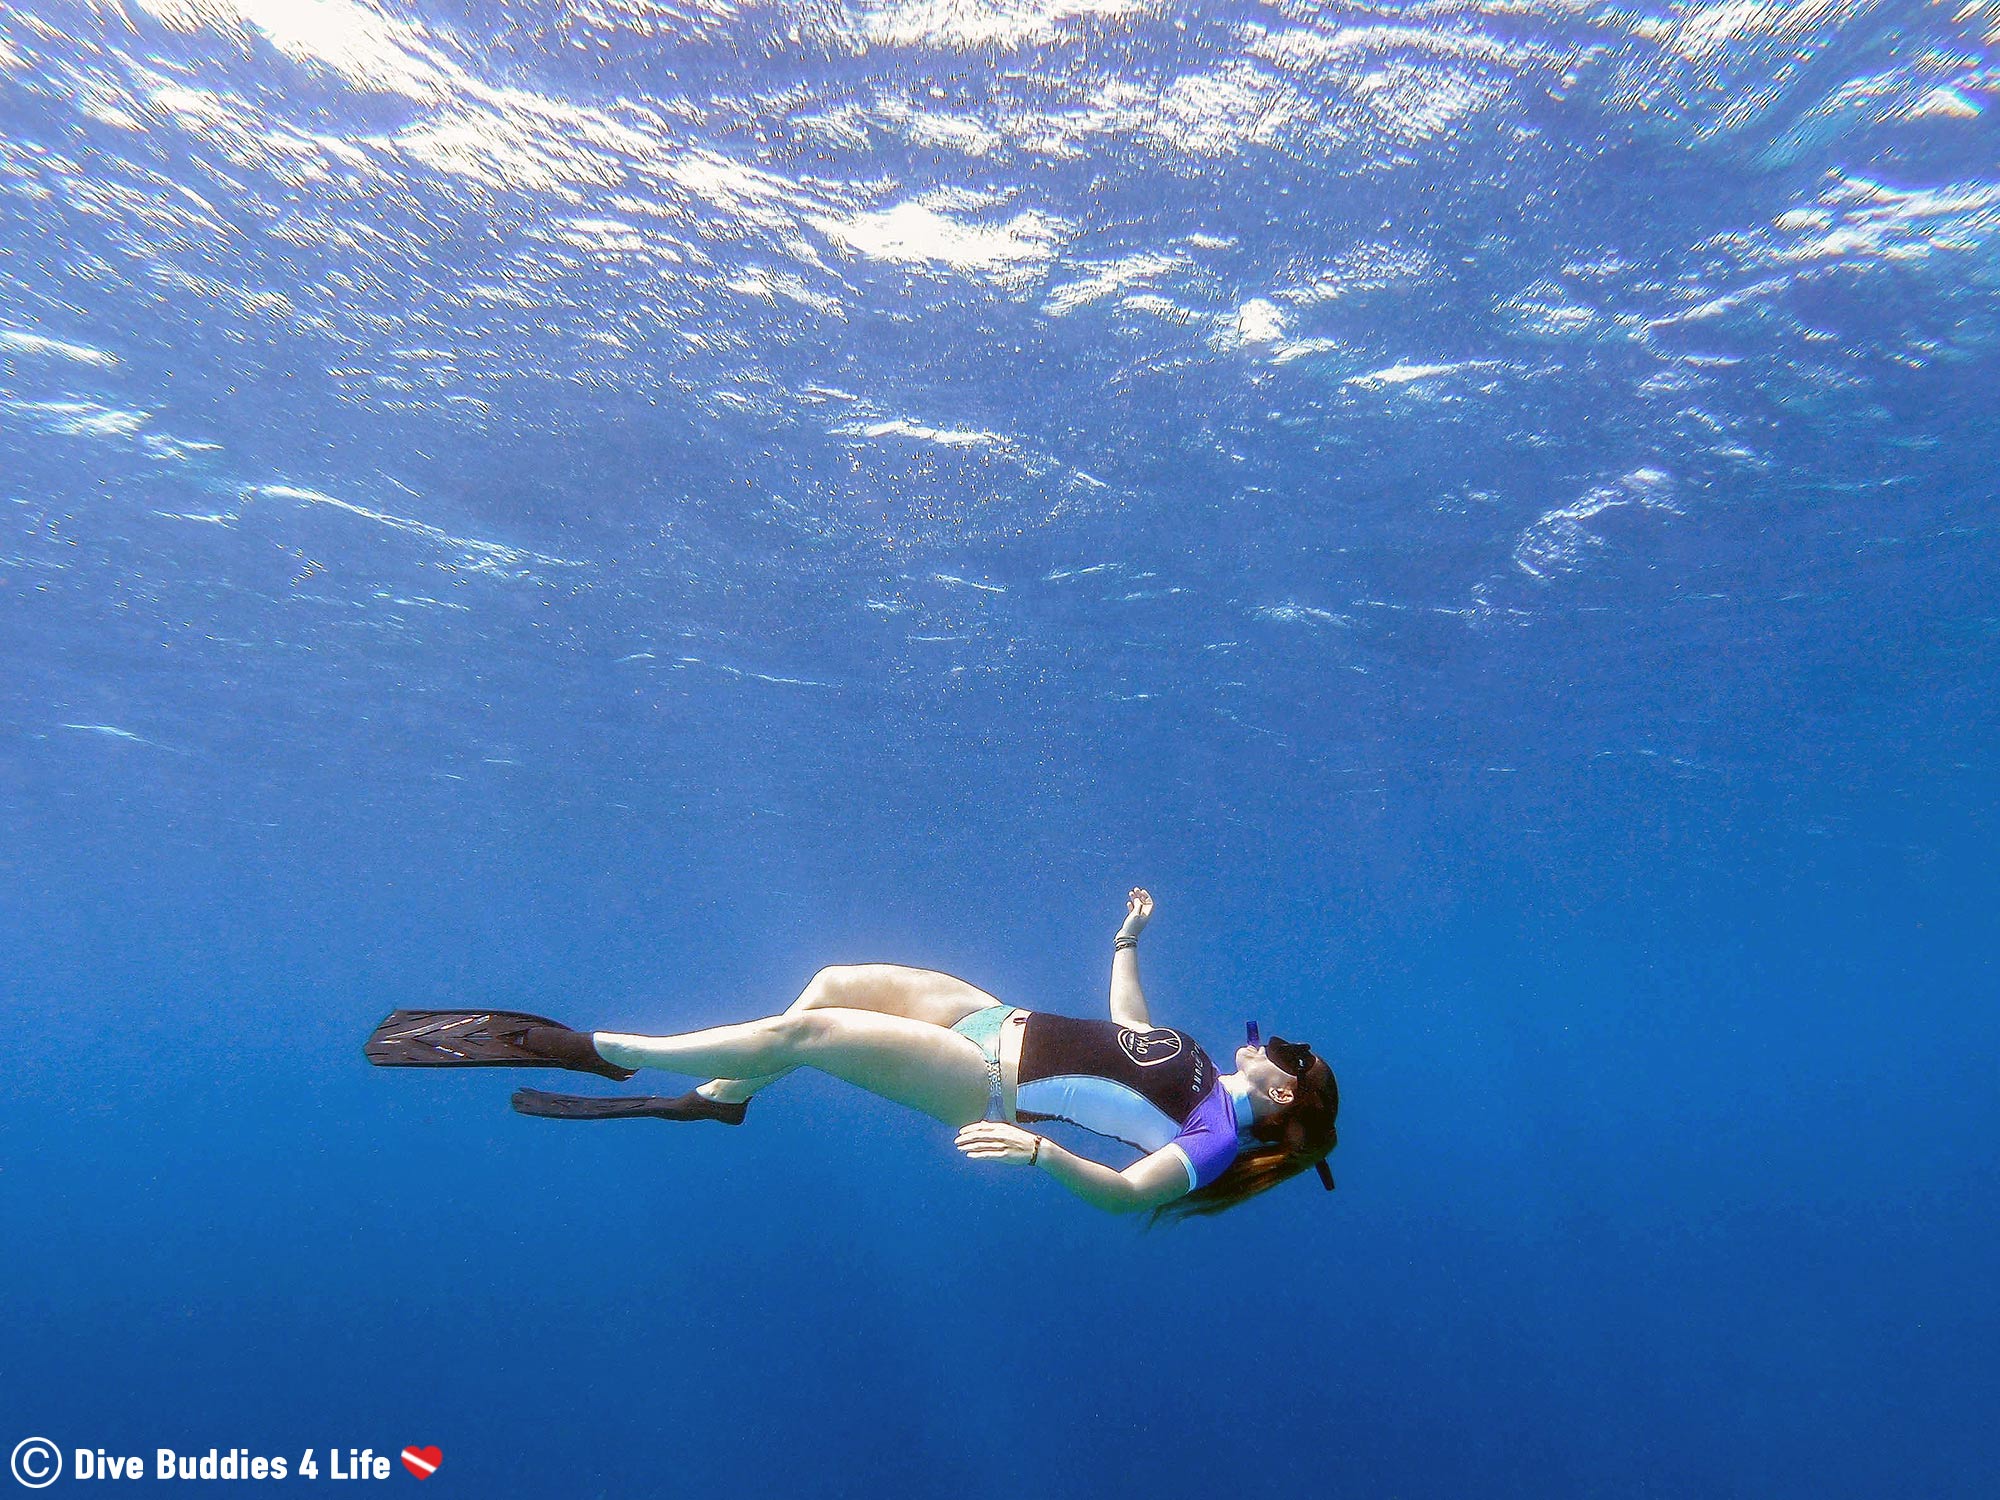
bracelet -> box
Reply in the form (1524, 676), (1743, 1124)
(1114, 934), (1138, 951)
(1030, 1137), (1041, 1166)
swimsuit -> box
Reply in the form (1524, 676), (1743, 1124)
(950, 1003), (1021, 1121)
(951, 1007), (1244, 1193)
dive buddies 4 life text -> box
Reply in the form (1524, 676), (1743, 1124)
(10, 1440), (444, 1487)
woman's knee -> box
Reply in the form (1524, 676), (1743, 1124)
(781, 1008), (838, 1056)
(798, 964), (883, 1010)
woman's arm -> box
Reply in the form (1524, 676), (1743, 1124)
(954, 1123), (1190, 1215)
(1109, 887), (1153, 1030)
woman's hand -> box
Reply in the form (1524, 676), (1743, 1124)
(955, 1122), (1042, 1166)
(1118, 887), (1154, 940)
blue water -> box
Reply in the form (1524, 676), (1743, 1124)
(4, 2), (1997, 1495)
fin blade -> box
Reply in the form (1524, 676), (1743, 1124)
(363, 1008), (567, 1068)
(511, 1088), (747, 1125)
(512, 1089), (664, 1119)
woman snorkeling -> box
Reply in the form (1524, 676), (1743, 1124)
(365, 890), (1338, 1220)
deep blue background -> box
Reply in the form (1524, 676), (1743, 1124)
(4, 1), (1998, 1496)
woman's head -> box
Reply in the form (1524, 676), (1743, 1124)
(1149, 1035), (1339, 1226)
(1233, 1040), (1304, 1114)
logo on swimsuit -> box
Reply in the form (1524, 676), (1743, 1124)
(1118, 1028), (1183, 1067)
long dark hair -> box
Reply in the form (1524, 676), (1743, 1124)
(1147, 1062), (1339, 1226)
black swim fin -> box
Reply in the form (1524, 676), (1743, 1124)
(512, 1087), (748, 1125)
(364, 1009), (636, 1081)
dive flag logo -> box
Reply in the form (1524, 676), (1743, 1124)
(400, 1446), (443, 1480)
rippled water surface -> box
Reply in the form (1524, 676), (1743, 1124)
(3, 3), (1996, 1496)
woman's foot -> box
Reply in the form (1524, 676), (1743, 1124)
(695, 1072), (787, 1107)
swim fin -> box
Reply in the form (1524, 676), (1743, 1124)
(512, 1087), (748, 1125)
(364, 1009), (636, 1081)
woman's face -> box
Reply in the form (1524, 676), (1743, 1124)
(1233, 1044), (1297, 1114)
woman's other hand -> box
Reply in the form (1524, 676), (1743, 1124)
(955, 1122), (1042, 1166)
(1119, 887), (1154, 939)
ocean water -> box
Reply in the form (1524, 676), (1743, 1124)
(3, 1), (1996, 1495)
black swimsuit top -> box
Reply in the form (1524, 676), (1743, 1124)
(1013, 1013), (1242, 1190)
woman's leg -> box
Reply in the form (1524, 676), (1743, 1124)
(593, 1005), (991, 1126)
(689, 965), (1004, 1106)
